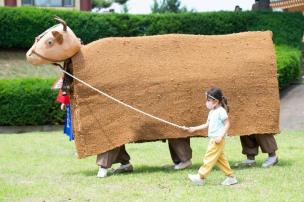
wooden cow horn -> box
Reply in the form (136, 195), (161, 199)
(54, 16), (67, 32)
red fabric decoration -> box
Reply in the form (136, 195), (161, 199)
(56, 90), (70, 104)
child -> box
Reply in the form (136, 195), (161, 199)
(186, 87), (237, 186)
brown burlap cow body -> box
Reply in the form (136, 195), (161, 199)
(26, 19), (280, 159)
(71, 32), (280, 158)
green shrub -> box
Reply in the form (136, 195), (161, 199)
(0, 78), (64, 126)
(276, 45), (301, 88)
(0, 7), (303, 49)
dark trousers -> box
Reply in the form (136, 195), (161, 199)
(240, 134), (278, 158)
(168, 138), (192, 164)
(96, 145), (130, 168)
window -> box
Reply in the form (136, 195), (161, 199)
(35, 0), (62, 7)
(22, 0), (74, 7)
(22, 0), (34, 5)
(63, 0), (73, 6)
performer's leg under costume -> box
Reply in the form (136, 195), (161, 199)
(96, 145), (130, 168)
(168, 138), (192, 164)
(240, 134), (278, 159)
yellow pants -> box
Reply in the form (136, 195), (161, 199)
(198, 138), (233, 179)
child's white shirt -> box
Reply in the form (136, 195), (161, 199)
(207, 106), (228, 138)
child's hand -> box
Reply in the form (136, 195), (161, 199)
(214, 136), (223, 144)
(60, 103), (66, 111)
(187, 127), (196, 133)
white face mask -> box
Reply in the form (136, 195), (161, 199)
(206, 101), (214, 110)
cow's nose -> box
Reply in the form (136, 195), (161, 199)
(27, 49), (33, 57)
(26, 48), (40, 65)
(26, 49), (33, 61)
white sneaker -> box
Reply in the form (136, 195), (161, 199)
(221, 176), (238, 186)
(188, 174), (204, 186)
(97, 167), (108, 178)
(262, 156), (278, 168)
(113, 163), (133, 174)
(162, 163), (177, 169)
(241, 159), (256, 167)
(174, 160), (192, 170)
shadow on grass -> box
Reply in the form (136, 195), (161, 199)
(229, 159), (293, 170)
(68, 159), (293, 177)
(69, 164), (197, 177)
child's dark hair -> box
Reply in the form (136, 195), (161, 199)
(205, 87), (229, 113)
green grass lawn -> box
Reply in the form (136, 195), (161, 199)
(0, 131), (303, 202)
(0, 50), (60, 79)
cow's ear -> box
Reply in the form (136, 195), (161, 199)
(52, 31), (63, 44)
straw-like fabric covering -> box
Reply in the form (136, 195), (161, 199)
(70, 31), (280, 158)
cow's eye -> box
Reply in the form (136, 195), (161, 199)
(46, 39), (54, 46)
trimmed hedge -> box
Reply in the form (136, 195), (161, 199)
(276, 46), (301, 88)
(0, 7), (303, 49)
(0, 78), (64, 126)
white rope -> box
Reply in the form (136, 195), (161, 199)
(60, 68), (188, 130)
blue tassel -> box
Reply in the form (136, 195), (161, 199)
(64, 104), (74, 141)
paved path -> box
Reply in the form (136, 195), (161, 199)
(280, 77), (304, 131)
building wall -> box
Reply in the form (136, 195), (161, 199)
(75, 0), (80, 10)
(80, 0), (91, 11)
(4, 0), (17, 6)
(0, 0), (89, 11)
(286, 5), (304, 12)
